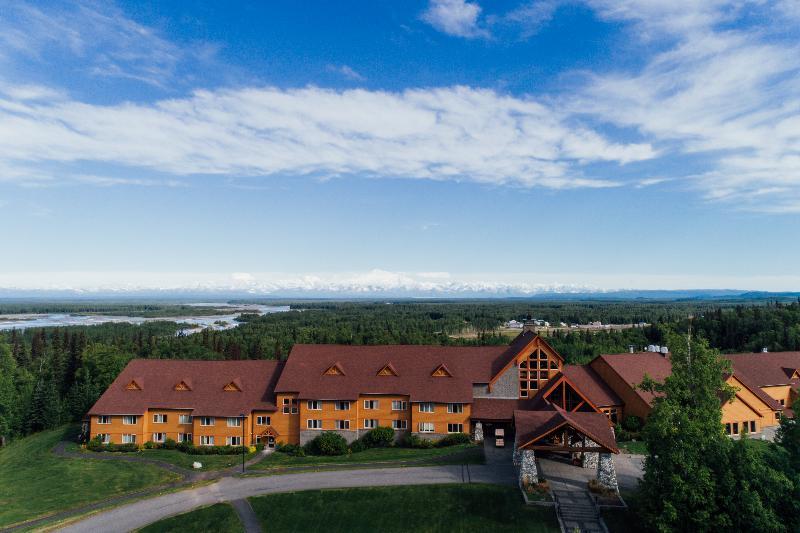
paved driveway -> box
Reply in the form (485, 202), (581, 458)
(58, 464), (516, 533)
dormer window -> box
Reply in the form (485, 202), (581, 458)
(324, 362), (346, 376)
(126, 379), (142, 391)
(431, 363), (453, 377)
(174, 380), (192, 391)
(377, 363), (398, 377)
(223, 379), (242, 392)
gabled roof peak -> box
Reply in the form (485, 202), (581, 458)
(174, 379), (192, 391)
(431, 363), (453, 377)
(324, 362), (346, 376)
(377, 362), (399, 377)
(223, 378), (243, 392)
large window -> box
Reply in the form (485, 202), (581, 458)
(518, 347), (559, 397)
(447, 403), (463, 414)
(227, 417), (242, 427)
(363, 400), (379, 410)
(335, 401), (351, 411)
(122, 434), (136, 444)
(199, 416), (215, 426)
(99, 433), (111, 444)
(392, 400), (408, 411)
(179, 414), (192, 425)
(226, 436), (242, 446)
(122, 415), (137, 425)
(153, 414), (167, 424)
(418, 422), (434, 433)
(200, 435), (215, 446)
(447, 423), (464, 434)
(392, 420), (408, 430)
(256, 416), (271, 425)
(336, 420), (350, 430)
(151, 432), (166, 443)
(282, 398), (299, 414)
(307, 400), (322, 410)
(307, 419), (322, 429)
(178, 433), (193, 443)
(602, 408), (619, 424)
(364, 419), (378, 429)
(97, 416), (110, 424)
(418, 403), (434, 413)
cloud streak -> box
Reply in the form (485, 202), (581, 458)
(0, 84), (653, 189)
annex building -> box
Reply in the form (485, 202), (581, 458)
(88, 330), (799, 487)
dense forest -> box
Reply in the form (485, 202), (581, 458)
(1, 299), (799, 442)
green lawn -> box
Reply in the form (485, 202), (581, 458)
(66, 441), (259, 470)
(0, 426), (181, 528)
(618, 440), (648, 454)
(251, 443), (483, 470)
(249, 484), (560, 532)
(137, 503), (244, 533)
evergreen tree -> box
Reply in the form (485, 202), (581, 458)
(0, 342), (18, 443)
(27, 366), (61, 433)
(638, 331), (736, 532)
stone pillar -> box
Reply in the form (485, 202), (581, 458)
(512, 441), (521, 470)
(519, 449), (538, 485)
(582, 438), (599, 469)
(597, 452), (618, 491)
(473, 422), (484, 443)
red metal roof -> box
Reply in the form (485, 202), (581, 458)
(514, 406), (619, 453)
(88, 359), (284, 417)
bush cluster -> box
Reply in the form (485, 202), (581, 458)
(304, 432), (348, 456)
(86, 437), (139, 453)
(615, 415), (644, 441)
(277, 443), (306, 456)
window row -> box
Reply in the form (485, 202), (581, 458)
(418, 423), (464, 433)
(725, 420), (757, 436)
(306, 419), (410, 431)
(288, 400), (464, 413)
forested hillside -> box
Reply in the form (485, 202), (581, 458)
(1, 299), (799, 442)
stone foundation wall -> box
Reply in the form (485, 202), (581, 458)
(582, 438), (599, 469)
(473, 422), (484, 443)
(518, 449), (538, 485)
(299, 429), (359, 445)
(411, 432), (447, 441)
(597, 452), (618, 491)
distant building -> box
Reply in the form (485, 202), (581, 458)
(505, 320), (523, 329)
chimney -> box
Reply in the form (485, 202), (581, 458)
(522, 320), (537, 334)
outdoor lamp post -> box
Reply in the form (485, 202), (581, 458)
(240, 413), (246, 473)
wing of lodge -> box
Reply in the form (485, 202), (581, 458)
(87, 331), (799, 452)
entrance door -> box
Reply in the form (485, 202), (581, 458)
(267, 436), (276, 448)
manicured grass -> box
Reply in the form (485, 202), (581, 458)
(618, 440), (648, 454)
(0, 426), (180, 527)
(67, 441), (259, 470)
(249, 484), (560, 532)
(251, 443), (483, 470)
(138, 503), (244, 533)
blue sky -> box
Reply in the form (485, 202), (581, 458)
(1, 0), (799, 294)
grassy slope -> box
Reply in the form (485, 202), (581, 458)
(249, 484), (560, 533)
(0, 427), (180, 527)
(66, 441), (258, 471)
(251, 444), (483, 470)
(137, 503), (244, 533)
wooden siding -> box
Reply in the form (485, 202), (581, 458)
(589, 358), (652, 419)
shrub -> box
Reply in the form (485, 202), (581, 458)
(305, 432), (348, 456)
(143, 441), (156, 449)
(278, 443), (306, 457)
(163, 438), (177, 450)
(113, 443), (139, 453)
(622, 415), (643, 433)
(614, 424), (631, 441)
(349, 439), (367, 453)
(361, 426), (394, 448)
(402, 434), (434, 449)
(176, 441), (193, 453)
(436, 433), (471, 447)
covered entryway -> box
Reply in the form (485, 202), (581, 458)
(255, 427), (279, 448)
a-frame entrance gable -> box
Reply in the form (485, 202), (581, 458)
(488, 334), (564, 393)
(515, 408), (619, 453)
(536, 373), (601, 413)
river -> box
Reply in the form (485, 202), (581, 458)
(0, 303), (290, 333)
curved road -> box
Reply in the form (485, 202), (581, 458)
(57, 464), (515, 532)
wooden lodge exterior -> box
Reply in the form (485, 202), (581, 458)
(88, 332), (798, 448)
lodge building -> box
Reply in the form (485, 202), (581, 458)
(88, 331), (798, 458)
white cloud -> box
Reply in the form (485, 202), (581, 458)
(327, 64), (366, 81)
(75, 175), (186, 187)
(0, 85), (653, 189)
(421, 0), (489, 38)
(0, 2), (213, 87)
